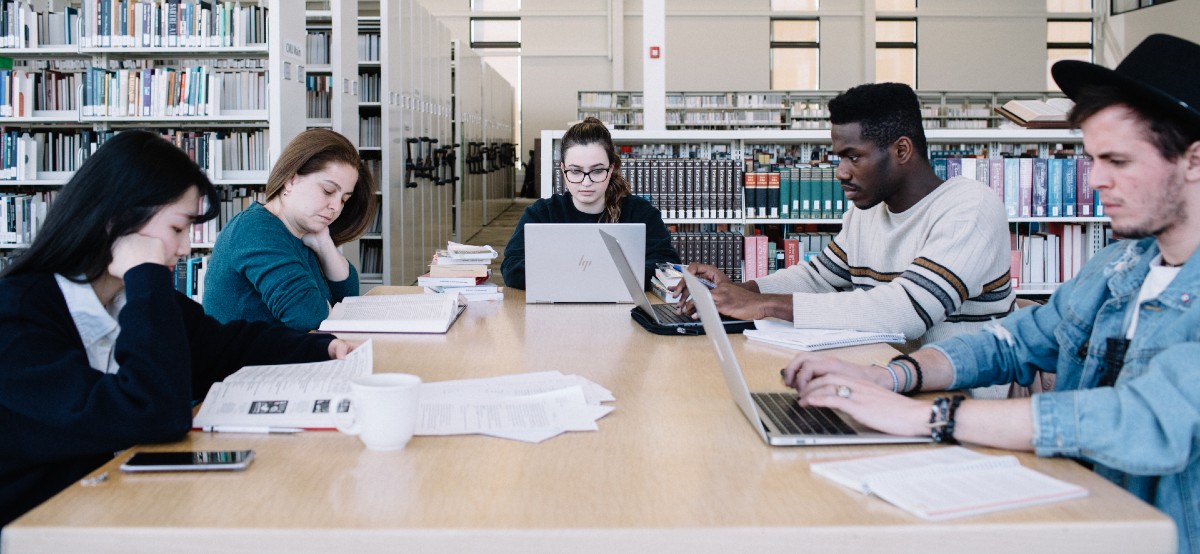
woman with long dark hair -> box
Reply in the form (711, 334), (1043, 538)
(0, 130), (351, 528)
(501, 117), (680, 289)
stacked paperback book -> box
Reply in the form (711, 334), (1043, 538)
(650, 263), (683, 303)
(420, 241), (503, 302)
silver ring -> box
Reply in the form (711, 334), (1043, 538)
(836, 385), (852, 398)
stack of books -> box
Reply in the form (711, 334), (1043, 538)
(651, 263), (682, 303)
(419, 242), (503, 302)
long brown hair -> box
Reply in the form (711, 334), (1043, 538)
(560, 117), (629, 222)
(265, 129), (377, 245)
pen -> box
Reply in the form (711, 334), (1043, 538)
(201, 426), (304, 434)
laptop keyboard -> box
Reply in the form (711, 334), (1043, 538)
(652, 303), (697, 324)
(754, 392), (857, 436)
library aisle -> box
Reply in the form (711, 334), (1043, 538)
(462, 198), (533, 288)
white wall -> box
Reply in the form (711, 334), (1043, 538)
(419, 0), (1185, 176)
(1103, 0), (1200, 66)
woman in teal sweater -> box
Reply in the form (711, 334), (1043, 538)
(204, 129), (377, 331)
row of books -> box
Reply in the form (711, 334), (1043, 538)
(0, 2), (79, 48)
(189, 185), (263, 245)
(305, 74), (332, 119)
(0, 67), (80, 114)
(357, 32), (379, 62)
(0, 128), (271, 179)
(80, 65), (267, 117)
(0, 192), (51, 245)
(664, 93), (788, 109)
(666, 111), (786, 126)
(173, 254), (207, 302)
(0, 129), (114, 180)
(1011, 224), (1090, 291)
(600, 158), (747, 220)
(744, 165), (846, 220)
(669, 230), (744, 283)
(358, 72), (380, 102)
(933, 156), (1102, 218)
(359, 240), (383, 275)
(359, 115), (381, 148)
(78, 0), (268, 48)
(305, 30), (330, 65)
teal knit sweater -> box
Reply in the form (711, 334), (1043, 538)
(203, 203), (359, 331)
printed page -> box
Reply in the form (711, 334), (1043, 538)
(866, 463), (1089, 520)
(416, 386), (599, 438)
(810, 446), (992, 493)
(192, 341), (374, 429)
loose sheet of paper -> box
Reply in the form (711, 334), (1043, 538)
(416, 371), (615, 443)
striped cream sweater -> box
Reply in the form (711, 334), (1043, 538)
(755, 175), (1015, 351)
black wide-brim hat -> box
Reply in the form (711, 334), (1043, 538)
(1052, 33), (1200, 134)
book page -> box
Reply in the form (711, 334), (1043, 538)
(866, 463), (1088, 520)
(192, 341), (374, 429)
(319, 294), (465, 333)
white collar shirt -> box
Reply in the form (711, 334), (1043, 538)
(55, 273), (126, 374)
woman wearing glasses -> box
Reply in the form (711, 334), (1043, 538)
(501, 117), (680, 289)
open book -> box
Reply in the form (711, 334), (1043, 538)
(811, 446), (1088, 520)
(995, 98), (1074, 129)
(318, 293), (467, 333)
(192, 341), (374, 430)
(743, 319), (904, 351)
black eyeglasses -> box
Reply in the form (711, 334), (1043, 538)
(562, 167), (611, 184)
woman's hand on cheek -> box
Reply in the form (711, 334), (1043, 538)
(109, 234), (173, 279)
(301, 226), (336, 254)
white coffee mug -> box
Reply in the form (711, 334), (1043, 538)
(330, 373), (421, 451)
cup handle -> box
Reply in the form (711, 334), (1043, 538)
(328, 395), (359, 435)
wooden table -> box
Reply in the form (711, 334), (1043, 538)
(3, 290), (1176, 553)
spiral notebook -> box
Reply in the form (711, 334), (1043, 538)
(743, 320), (904, 351)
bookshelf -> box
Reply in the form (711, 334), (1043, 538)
(578, 90), (1068, 131)
(453, 41), (517, 243)
(539, 128), (1106, 296)
(0, 0), (303, 262)
(306, 0), (366, 283)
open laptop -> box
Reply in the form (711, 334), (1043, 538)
(525, 223), (645, 304)
(600, 230), (755, 336)
(684, 271), (930, 446)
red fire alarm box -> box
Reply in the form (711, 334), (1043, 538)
(649, 46), (660, 59)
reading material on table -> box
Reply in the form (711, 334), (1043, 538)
(810, 446), (1088, 520)
(192, 341), (375, 431)
(417, 371), (615, 443)
(318, 293), (467, 333)
(743, 319), (904, 351)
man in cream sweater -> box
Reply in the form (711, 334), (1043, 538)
(678, 83), (1015, 354)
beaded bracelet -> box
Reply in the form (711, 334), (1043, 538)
(929, 394), (966, 444)
(891, 354), (923, 396)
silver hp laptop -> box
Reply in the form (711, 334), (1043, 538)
(685, 271), (929, 446)
(525, 223), (645, 304)
(599, 230), (755, 336)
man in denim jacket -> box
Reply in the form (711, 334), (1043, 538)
(781, 33), (1200, 553)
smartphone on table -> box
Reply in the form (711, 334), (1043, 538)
(119, 450), (255, 472)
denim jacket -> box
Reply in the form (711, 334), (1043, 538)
(932, 238), (1199, 554)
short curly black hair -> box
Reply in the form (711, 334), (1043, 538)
(828, 82), (928, 161)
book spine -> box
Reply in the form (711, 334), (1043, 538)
(1032, 158), (1048, 218)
